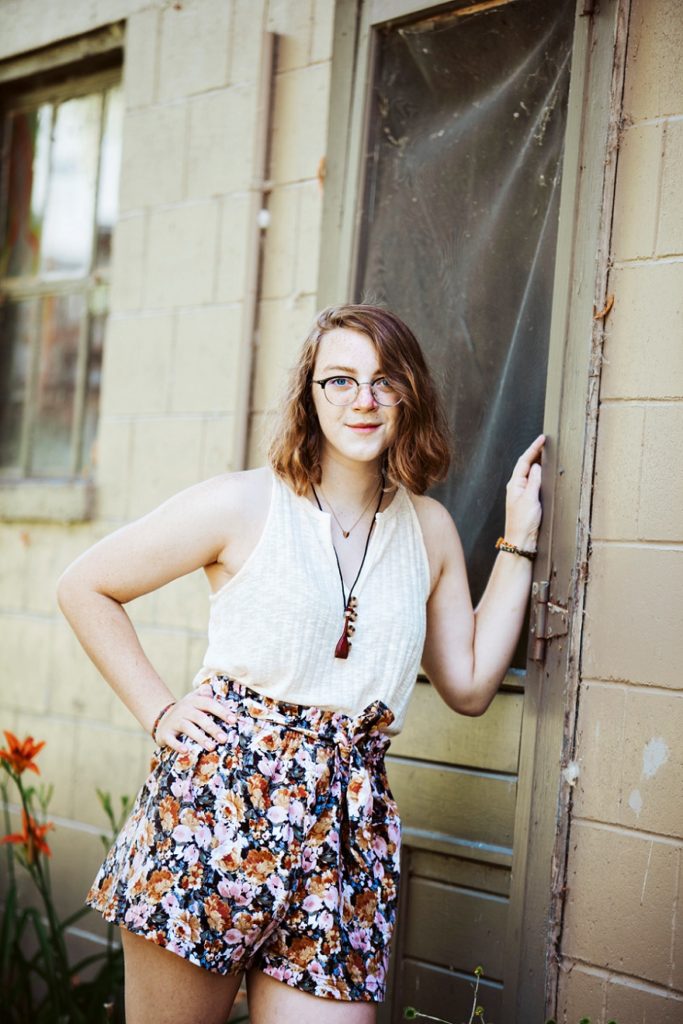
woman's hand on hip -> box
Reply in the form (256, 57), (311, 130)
(504, 433), (545, 549)
(154, 684), (234, 753)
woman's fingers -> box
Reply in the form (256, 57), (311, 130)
(512, 434), (545, 479)
(156, 687), (232, 751)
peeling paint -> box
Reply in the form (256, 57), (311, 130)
(628, 788), (643, 816)
(642, 736), (669, 779)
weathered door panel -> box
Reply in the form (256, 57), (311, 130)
(319, 0), (619, 1019)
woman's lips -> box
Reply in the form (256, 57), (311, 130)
(347, 424), (381, 432)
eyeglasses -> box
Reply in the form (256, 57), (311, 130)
(312, 376), (402, 407)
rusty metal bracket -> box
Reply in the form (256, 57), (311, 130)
(530, 581), (569, 662)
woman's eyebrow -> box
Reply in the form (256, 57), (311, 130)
(319, 365), (384, 375)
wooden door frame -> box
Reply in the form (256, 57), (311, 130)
(503, 1), (630, 1019)
(317, 0), (630, 1020)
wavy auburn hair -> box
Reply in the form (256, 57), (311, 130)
(268, 304), (451, 495)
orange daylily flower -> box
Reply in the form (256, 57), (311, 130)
(1, 810), (54, 862)
(0, 731), (46, 775)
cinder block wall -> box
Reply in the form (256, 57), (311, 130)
(0, 0), (332, 945)
(557, 1), (683, 1020)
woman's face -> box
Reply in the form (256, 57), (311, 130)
(311, 327), (399, 469)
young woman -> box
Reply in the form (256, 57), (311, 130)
(57, 304), (544, 1024)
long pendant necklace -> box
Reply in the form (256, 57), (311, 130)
(311, 480), (385, 659)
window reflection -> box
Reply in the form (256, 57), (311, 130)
(0, 77), (121, 478)
(357, 0), (573, 605)
(0, 300), (38, 468)
(40, 94), (100, 277)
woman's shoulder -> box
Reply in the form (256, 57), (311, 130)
(194, 465), (273, 511)
(405, 493), (461, 591)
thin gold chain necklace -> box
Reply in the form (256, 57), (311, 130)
(317, 478), (383, 538)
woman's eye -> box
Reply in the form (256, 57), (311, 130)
(330, 377), (353, 387)
(374, 377), (392, 390)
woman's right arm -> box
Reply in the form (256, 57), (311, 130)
(57, 474), (246, 752)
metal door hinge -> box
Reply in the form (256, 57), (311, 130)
(530, 581), (569, 662)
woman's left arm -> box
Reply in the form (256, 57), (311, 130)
(421, 434), (545, 716)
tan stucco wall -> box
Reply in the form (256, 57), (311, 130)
(557, 2), (683, 1020)
(0, 0), (332, 946)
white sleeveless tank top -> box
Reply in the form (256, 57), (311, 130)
(191, 470), (431, 734)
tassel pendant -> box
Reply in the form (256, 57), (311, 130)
(334, 597), (357, 659)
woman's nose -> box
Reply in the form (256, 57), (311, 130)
(353, 382), (378, 409)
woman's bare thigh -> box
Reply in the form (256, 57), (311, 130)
(246, 968), (377, 1024)
(121, 927), (244, 1024)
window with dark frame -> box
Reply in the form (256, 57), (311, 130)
(0, 69), (122, 481)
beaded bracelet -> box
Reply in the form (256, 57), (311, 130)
(495, 536), (536, 561)
(151, 700), (176, 743)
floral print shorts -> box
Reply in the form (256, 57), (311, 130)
(86, 675), (401, 1002)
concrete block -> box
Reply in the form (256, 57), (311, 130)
(623, 0), (683, 121)
(556, 965), (606, 1024)
(591, 402), (643, 541)
(0, 525), (29, 610)
(200, 415), (237, 476)
(158, 0), (231, 102)
(311, 0), (335, 64)
(22, 524), (76, 616)
(109, 214), (146, 313)
(611, 123), (663, 261)
(230, 0), (268, 85)
(563, 822), (677, 987)
(127, 417), (205, 520)
(583, 545), (683, 689)
(170, 305), (241, 414)
(295, 180), (323, 295)
(144, 202), (219, 309)
(606, 976), (683, 1024)
(261, 185), (299, 298)
(130, 625), (191, 696)
(252, 294), (317, 411)
(602, 264), (683, 400)
(246, 410), (275, 469)
(119, 103), (187, 211)
(657, 120), (683, 257)
(215, 194), (253, 303)
(94, 417), (133, 522)
(47, 618), (114, 723)
(123, 7), (160, 110)
(573, 681), (626, 826)
(100, 313), (174, 416)
(675, 862), (683, 990)
(270, 63), (330, 184)
(47, 825), (111, 925)
(13, 709), (78, 819)
(638, 404), (683, 540)
(620, 689), (683, 838)
(0, 616), (51, 713)
(268, 0), (314, 72)
(187, 85), (257, 199)
(72, 723), (148, 827)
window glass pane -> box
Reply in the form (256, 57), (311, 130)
(30, 292), (85, 476)
(40, 94), (101, 277)
(1, 104), (52, 277)
(0, 299), (39, 468)
(81, 311), (105, 474)
(357, 0), (573, 604)
(95, 84), (123, 269)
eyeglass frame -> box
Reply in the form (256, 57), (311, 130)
(311, 375), (403, 407)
